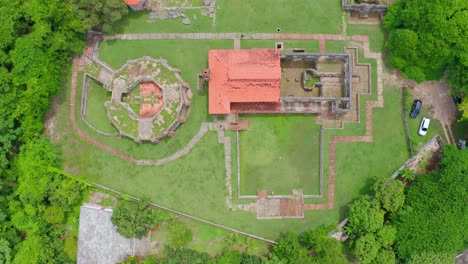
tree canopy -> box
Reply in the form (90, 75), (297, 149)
(395, 146), (468, 259)
(111, 200), (169, 239)
(346, 195), (385, 237)
(384, 0), (468, 117)
(0, 0), (128, 262)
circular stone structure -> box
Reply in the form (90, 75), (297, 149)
(104, 56), (192, 143)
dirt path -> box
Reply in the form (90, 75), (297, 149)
(383, 70), (458, 144)
(410, 80), (457, 143)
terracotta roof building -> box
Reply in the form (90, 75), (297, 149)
(208, 49), (282, 114)
(124, 0), (147, 11)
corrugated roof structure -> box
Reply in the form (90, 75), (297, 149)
(208, 49), (281, 114)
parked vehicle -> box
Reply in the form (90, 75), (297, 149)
(418, 117), (430, 136)
(453, 95), (462, 106)
(410, 100), (422, 119)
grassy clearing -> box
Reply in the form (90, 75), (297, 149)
(85, 79), (116, 133)
(347, 24), (386, 52)
(112, 0), (342, 34)
(407, 108), (446, 150)
(332, 86), (409, 217)
(151, 218), (270, 257)
(239, 114), (321, 195)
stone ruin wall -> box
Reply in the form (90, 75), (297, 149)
(280, 52), (353, 114)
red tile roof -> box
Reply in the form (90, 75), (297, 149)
(208, 49), (281, 114)
(124, 0), (141, 5)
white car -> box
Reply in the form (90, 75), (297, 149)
(418, 117), (430, 136)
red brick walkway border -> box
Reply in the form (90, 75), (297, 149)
(70, 56), (150, 165)
(71, 34), (385, 210)
(304, 35), (384, 210)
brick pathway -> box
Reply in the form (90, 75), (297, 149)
(104, 33), (347, 41)
(304, 35), (385, 211)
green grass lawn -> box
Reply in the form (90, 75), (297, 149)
(112, 0), (342, 34)
(52, 34), (412, 241)
(407, 107), (446, 150)
(239, 115), (321, 195)
(84, 79), (116, 133)
(332, 86), (409, 217)
(346, 23), (385, 52)
(241, 40), (320, 52)
(151, 219), (269, 257)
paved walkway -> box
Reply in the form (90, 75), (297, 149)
(104, 33), (347, 41)
(156, 123), (209, 165)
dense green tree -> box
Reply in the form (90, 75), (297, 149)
(159, 247), (210, 264)
(395, 146), (468, 259)
(216, 250), (242, 264)
(168, 221), (193, 248)
(111, 200), (164, 239)
(347, 196), (385, 236)
(384, 0), (468, 94)
(400, 167), (415, 182)
(13, 139), (59, 205)
(240, 252), (263, 264)
(300, 225), (347, 264)
(376, 225), (397, 249)
(373, 177), (405, 213)
(67, 0), (129, 33)
(407, 251), (454, 264)
(371, 249), (395, 264)
(12, 234), (72, 264)
(43, 206), (65, 224)
(0, 0), (127, 262)
(271, 233), (310, 264)
(353, 233), (380, 264)
(0, 238), (12, 264)
(459, 97), (468, 120)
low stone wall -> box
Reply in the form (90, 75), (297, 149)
(281, 52), (352, 114)
(342, 0), (389, 19)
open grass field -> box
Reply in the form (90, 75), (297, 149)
(85, 80), (116, 133)
(151, 219), (270, 257)
(112, 0), (342, 34)
(407, 107), (446, 150)
(239, 115), (321, 195)
(240, 40), (320, 52)
(331, 87), (409, 216)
